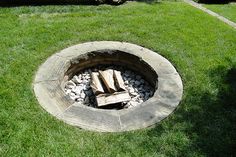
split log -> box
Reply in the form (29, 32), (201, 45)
(114, 70), (126, 91)
(96, 91), (131, 107)
(99, 69), (117, 93)
(90, 72), (104, 95)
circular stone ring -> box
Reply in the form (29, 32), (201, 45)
(33, 41), (183, 132)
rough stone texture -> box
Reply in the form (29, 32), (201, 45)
(34, 55), (71, 83)
(58, 104), (121, 132)
(34, 80), (74, 116)
(119, 101), (174, 131)
(33, 41), (183, 132)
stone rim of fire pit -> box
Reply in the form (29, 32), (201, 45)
(33, 41), (183, 132)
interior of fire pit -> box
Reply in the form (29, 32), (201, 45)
(62, 50), (158, 110)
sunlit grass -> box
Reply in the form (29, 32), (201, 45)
(0, 1), (236, 156)
(204, 3), (236, 22)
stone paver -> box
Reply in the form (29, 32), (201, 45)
(184, 0), (236, 29)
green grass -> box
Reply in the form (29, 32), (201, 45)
(0, 1), (236, 156)
(204, 3), (236, 23)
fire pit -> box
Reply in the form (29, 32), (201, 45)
(33, 41), (183, 132)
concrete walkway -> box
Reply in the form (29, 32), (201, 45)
(184, 0), (236, 29)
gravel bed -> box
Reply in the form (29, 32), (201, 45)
(64, 65), (154, 109)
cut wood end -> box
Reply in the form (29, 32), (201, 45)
(99, 70), (117, 93)
(114, 70), (126, 91)
(91, 72), (104, 94)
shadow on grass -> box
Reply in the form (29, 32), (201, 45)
(198, 0), (236, 4)
(0, 0), (96, 7)
(0, 0), (160, 7)
(145, 65), (236, 156)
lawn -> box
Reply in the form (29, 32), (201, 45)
(0, 1), (236, 156)
(204, 3), (236, 23)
